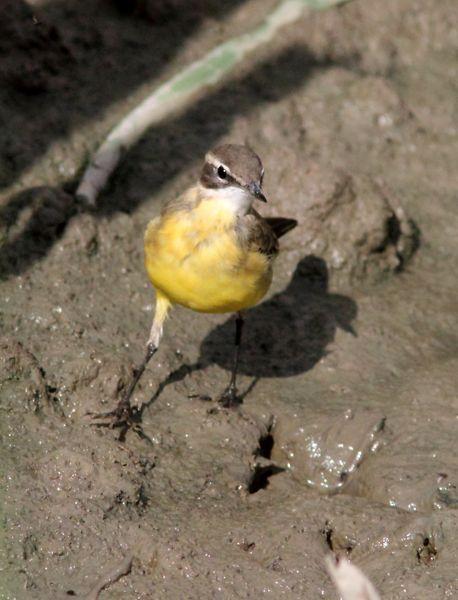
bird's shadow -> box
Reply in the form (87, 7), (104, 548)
(203, 255), (357, 378)
(144, 255), (357, 409)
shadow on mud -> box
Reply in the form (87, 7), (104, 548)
(1, 42), (353, 278)
(200, 255), (357, 379)
(0, 0), (248, 191)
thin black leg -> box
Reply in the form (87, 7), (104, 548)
(115, 342), (157, 418)
(219, 312), (244, 407)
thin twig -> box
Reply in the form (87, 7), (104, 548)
(76, 0), (348, 206)
(85, 554), (133, 600)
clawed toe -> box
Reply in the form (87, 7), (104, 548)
(218, 387), (240, 408)
(187, 389), (240, 408)
(187, 392), (213, 402)
(87, 403), (139, 432)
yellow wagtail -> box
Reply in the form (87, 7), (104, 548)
(92, 144), (297, 429)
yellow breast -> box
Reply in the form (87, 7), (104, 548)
(144, 192), (272, 313)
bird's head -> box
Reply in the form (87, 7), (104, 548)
(200, 144), (266, 213)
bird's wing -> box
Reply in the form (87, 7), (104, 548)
(237, 210), (297, 258)
(264, 217), (298, 239)
(236, 210), (279, 258)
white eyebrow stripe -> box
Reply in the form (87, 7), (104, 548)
(205, 153), (232, 175)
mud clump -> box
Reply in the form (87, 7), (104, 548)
(248, 70), (421, 288)
(272, 408), (385, 492)
(269, 165), (419, 288)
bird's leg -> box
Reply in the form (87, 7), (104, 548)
(112, 342), (157, 423)
(89, 292), (170, 433)
(219, 312), (244, 408)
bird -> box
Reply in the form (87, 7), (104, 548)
(91, 144), (297, 433)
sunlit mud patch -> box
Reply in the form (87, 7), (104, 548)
(272, 409), (385, 493)
(322, 511), (445, 572)
(348, 442), (458, 512)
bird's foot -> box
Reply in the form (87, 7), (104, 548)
(187, 387), (241, 409)
(87, 401), (141, 441)
(218, 385), (241, 409)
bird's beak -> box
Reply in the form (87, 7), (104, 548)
(249, 181), (267, 202)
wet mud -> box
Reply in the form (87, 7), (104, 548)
(0, 0), (457, 598)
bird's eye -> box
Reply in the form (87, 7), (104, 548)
(217, 165), (227, 179)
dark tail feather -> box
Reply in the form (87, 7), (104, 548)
(266, 217), (298, 239)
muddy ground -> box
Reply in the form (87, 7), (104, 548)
(0, 0), (457, 598)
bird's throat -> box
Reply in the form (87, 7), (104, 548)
(199, 184), (253, 216)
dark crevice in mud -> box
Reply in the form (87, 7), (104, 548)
(417, 536), (438, 565)
(248, 422), (284, 494)
(386, 214), (402, 248)
(257, 419), (275, 459)
(373, 213), (402, 254)
(396, 218), (421, 271)
(321, 521), (355, 555)
(322, 522), (334, 551)
(44, 381), (65, 416)
(248, 464), (285, 494)
(258, 432), (274, 460)
(373, 212), (421, 272)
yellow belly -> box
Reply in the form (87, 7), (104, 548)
(144, 200), (272, 313)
